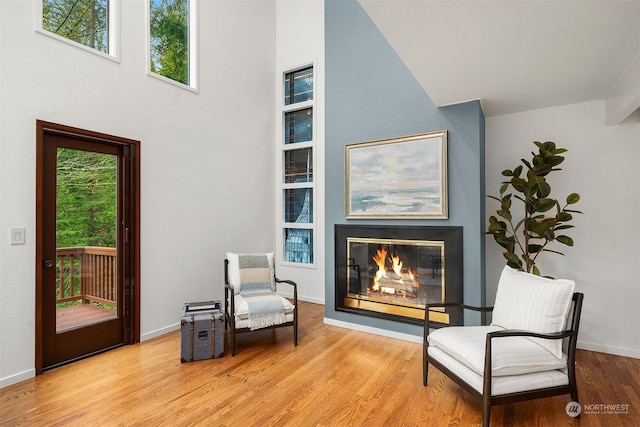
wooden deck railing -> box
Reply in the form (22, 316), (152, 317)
(56, 246), (117, 308)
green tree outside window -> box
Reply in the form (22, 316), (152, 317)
(150, 0), (189, 85)
(43, 0), (108, 53)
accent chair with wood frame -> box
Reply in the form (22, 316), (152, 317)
(423, 266), (584, 427)
(224, 252), (298, 356)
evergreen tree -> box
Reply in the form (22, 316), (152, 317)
(150, 0), (189, 85)
(56, 148), (117, 248)
(42, 0), (108, 53)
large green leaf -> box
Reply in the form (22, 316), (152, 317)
(528, 244), (543, 253)
(535, 178), (551, 198)
(511, 177), (527, 193)
(566, 193), (580, 204)
(496, 235), (515, 251)
(556, 211), (573, 222)
(500, 194), (511, 210)
(554, 224), (574, 231)
(497, 209), (512, 221)
(504, 252), (523, 269)
(488, 220), (507, 233)
(536, 198), (557, 212)
(556, 235), (574, 246)
(548, 156), (565, 167)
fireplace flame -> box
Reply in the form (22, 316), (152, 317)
(390, 254), (402, 276)
(371, 246), (420, 293)
(371, 247), (388, 291)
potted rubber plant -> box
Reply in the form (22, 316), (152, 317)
(487, 141), (582, 277)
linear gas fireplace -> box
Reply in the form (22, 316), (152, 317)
(335, 225), (463, 326)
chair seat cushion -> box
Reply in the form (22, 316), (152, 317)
(428, 346), (569, 395)
(234, 312), (295, 329)
(428, 325), (567, 376)
(232, 293), (295, 320)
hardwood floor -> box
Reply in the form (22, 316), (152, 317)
(1, 301), (639, 426)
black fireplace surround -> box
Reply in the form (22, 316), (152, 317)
(335, 225), (463, 326)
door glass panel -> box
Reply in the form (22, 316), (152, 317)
(56, 148), (118, 332)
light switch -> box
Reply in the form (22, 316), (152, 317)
(11, 227), (25, 245)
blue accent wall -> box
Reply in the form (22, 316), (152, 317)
(325, 0), (486, 335)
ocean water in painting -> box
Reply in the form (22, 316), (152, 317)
(350, 186), (441, 215)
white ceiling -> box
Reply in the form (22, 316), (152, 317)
(358, 0), (640, 117)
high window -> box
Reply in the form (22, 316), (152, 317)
(41, 0), (115, 56)
(149, 0), (197, 88)
(280, 66), (315, 264)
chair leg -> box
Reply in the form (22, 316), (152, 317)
(571, 390), (580, 419)
(230, 320), (236, 356)
(423, 340), (429, 386)
(423, 359), (429, 386)
(483, 399), (490, 427)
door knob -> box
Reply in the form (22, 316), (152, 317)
(43, 259), (54, 268)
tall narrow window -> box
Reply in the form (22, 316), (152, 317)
(149, 0), (196, 87)
(42, 0), (110, 54)
(281, 66), (315, 265)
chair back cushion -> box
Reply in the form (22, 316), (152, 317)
(226, 252), (276, 295)
(491, 266), (575, 358)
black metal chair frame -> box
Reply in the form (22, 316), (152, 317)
(224, 259), (298, 356)
(424, 292), (584, 427)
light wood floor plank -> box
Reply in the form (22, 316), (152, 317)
(1, 301), (639, 426)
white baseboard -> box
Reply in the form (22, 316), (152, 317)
(141, 294), (324, 343)
(323, 317), (422, 344)
(298, 295), (325, 305)
(277, 292), (324, 305)
(578, 340), (640, 359)
(0, 368), (35, 389)
(141, 323), (180, 342)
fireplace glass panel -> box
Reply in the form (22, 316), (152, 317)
(335, 225), (463, 326)
(346, 238), (445, 321)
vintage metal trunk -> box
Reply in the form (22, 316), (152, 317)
(180, 301), (224, 362)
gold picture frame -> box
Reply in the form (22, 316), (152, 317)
(345, 131), (448, 219)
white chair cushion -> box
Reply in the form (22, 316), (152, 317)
(231, 293), (295, 320)
(428, 346), (569, 395)
(491, 266), (575, 358)
(428, 325), (567, 376)
(226, 252), (276, 295)
(234, 312), (295, 329)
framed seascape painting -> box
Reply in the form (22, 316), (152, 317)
(345, 131), (448, 219)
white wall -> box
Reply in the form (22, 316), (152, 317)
(0, 0), (276, 387)
(275, 0), (325, 304)
(486, 100), (640, 358)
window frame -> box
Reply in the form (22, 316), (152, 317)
(36, 0), (120, 62)
(146, 0), (199, 92)
(279, 64), (317, 268)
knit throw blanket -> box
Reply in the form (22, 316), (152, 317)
(241, 282), (286, 331)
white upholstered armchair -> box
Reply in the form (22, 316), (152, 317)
(424, 266), (584, 426)
(224, 253), (298, 356)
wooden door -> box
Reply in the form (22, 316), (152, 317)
(36, 121), (140, 372)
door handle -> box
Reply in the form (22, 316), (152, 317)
(43, 259), (54, 268)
